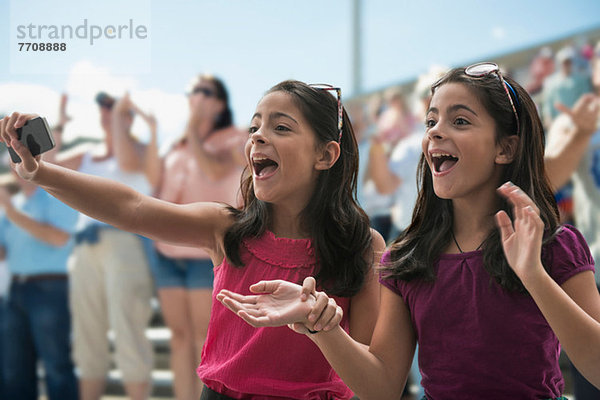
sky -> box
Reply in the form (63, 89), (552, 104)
(1, 0), (600, 147)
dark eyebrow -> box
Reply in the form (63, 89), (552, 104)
(250, 111), (298, 125)
(427, 104), (478, 116)
(270, 112), (298, 124)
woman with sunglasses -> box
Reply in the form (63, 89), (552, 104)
(0, 79), (383, 400)
(131, 74), (245, 400)
(218, 64), (600, 398)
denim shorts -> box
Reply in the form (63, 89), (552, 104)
(144, 241), (214, 289)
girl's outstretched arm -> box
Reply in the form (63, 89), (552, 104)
(0, 113), (232, 256)
(496, 182), (600, 388)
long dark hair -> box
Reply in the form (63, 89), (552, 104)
(223, 80), (372, 297)
(382, 67), (560, 293)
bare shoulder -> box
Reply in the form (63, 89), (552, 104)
(369, 227), (387, 264)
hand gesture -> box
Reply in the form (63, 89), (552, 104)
(555, 93), (599, 138)
(114, 92), (134, 116)
(58, 93), (71, 127)
(217, 279), (315, 328)
(217, 277), (343, 335)
(0, 113), (42, 181)
(495, 182), (545, 283)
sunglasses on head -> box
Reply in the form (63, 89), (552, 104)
(189, 86), (217, 98)
(309, 83), (343, 143)
(464, 62), (520, 135)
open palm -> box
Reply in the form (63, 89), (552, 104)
(217, 280), (314, 328)
(496, 182), (546, 280)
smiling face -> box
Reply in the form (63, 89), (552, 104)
(245, 91), (325, 210)
(423, 82), (512, 201)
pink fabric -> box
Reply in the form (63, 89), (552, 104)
(155, 141), (243, 259)
(197, 230), (353, 399)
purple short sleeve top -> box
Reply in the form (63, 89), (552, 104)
(379, 225), (594, 399)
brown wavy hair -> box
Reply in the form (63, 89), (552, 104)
(223, 80), (373, 297)
(381, 67), (560, 293)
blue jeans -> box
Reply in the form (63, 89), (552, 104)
(2, 278), (78, 400)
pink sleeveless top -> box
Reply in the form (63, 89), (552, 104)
(197, 230), (353, 399)
(155, 141), (242, 259)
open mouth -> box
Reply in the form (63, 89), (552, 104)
(431, 152), (459, 173)
(252, 155), (279, 177)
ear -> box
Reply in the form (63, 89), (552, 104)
(495, 135), (519, 165)
(315, 141), (341, 170)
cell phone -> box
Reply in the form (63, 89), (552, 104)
(7, 116), (55, 163)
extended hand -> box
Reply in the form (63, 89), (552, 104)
(0, 113), (42, 181)
(495, 182), (545, 282)
(217, 280), (315, 328)
(217, 277), (343, 335)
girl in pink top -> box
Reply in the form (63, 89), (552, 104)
(1, 80), (384, 399)
(217, 64), (600, 398)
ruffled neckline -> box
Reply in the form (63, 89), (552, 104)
(243, 230), (317, 268)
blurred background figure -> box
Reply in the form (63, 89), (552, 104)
(526, 46), (555, 96)
(0, 158), (79, 400)
(542, 45), (593, 128)
(142, 74), (244, 400)
(59, 92), (155, 400)
(544, 42), (600, 397)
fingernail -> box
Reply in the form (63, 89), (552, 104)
(314, 324), (322, 331)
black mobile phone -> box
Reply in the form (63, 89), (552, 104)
(7, 116), (55, 163)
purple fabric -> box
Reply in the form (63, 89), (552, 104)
(380, 225), (595, 399)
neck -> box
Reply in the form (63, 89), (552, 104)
(270, 203), (308, 239)
(451, 188), (501, 252)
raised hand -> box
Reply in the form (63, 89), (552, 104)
(495, 182), (546, 283)
(0, 113), (43, 181)
(555, 93), (599, 138)
(58, 93), (71, 127)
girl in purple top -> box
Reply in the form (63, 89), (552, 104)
(0, 80), (384, 399)
(218, 64), (600, 399)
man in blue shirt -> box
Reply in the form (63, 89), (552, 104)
(0, 172), (79, 400)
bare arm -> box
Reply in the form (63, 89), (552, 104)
(3, 202), (70, 246)
(368, 140), (401, 195)
(524, 271), (600, 388)
(309, 287), (415, 399)
(142, 114), (161, 189)
(112, 94), (147, 172)
(496, 182), (600, 388)
(1, 113), (233, 260)
(544, 94), (599, 190)
(346, 229), (384, 344)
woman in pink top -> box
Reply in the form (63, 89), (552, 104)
(218, 64), (600, 398)
(2, 80), (384, 399)
(154, 75), (244, 400)
(109, 75), (245, 399)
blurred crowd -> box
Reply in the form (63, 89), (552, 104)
(0, 36), (599, 400)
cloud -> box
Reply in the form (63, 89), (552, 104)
(491, 27), (506, 40)
(0, 60), (188, 149)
